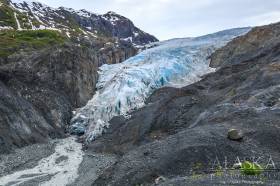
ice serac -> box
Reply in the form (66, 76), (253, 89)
(71, 28), (251, 141)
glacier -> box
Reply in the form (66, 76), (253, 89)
(70, 28), (251, 142)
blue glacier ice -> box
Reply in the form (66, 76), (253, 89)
(70, 28), (251, 141)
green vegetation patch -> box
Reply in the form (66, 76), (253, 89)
(241, 161), (263, 176)
(0, 1), (16, 28)
(17, 13), (32, 29)
(0, 30), (66, 57)
(31, 18), (41, 28)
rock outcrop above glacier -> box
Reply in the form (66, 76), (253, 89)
(88, 22), (280, 185)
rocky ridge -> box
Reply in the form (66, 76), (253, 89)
(1, 0), (157, 47)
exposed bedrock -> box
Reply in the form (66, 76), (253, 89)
(0, 41), (137, 153)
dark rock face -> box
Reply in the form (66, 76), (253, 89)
(0, 81), (63, 154)
(89, 23), (280, 185)
(100, 11), (158, 45)
(0, 36), (138, 153)
(210, 23), (280, 68)
(71, 10), (158, 46)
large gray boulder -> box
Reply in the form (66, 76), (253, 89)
(228, 129), (243, 141)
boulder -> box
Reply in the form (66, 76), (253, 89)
(228, 129), (243, 141)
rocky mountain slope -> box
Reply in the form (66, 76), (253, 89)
(88, 22), (280, 185)
(0, 0), (157, 153)
(1, 0), (157, 46)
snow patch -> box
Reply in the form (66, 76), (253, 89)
(102, 12), (121, 26)
(76, 10), (91, 18)
(0, 26), (13, 30)
(66, 31), (71, 38)
(122, 36), (133, 42)
(86, 31), (98, 38)
(14, 12), (22, 30)
(79, 28), (88, 35)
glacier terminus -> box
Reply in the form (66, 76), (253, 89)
(70, 28), (251, 142)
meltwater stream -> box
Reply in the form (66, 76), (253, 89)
(71, 28), (250, 142)
(0, 137), (83, 186)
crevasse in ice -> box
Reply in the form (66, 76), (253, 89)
(70, 28), (250, 141)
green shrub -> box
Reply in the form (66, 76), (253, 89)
(16, 13), (32, 29)
(241, 161), (263, 175)
(0, 30), (66, 57)
(0, 2), (17, 28)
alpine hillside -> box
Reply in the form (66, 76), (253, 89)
(1, 0), (157, 46)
